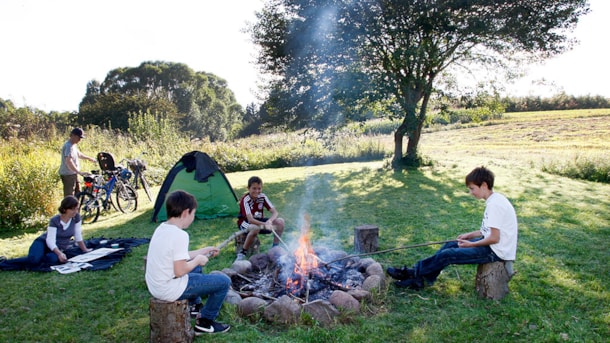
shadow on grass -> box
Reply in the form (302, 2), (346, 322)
(1, 163), (608, 342)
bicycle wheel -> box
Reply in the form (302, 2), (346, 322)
(139, 172), (153, 202)
(77, 192), (100, 224)
(116, 183), (138, 213)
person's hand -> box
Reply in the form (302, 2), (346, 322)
(83, 248), (93, 253)
(58, 252), (68, 263)
(265, 221), (273, 230)
(203, 247), (220, 258)
(457, 231), (475, 240)
(457, 239), (473, 248)
(194, 254), (209, 266)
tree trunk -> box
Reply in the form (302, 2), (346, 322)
(393, 93), (424, 166)
(393, 128), (405, 164)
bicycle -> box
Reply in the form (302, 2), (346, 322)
(119, 154), (153, 202)
(78, 152), (138, 224)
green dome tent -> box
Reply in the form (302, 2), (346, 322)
(152, 151), (239, 222)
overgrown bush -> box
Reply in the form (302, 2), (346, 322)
(542, 155), (610, 183)
(346, 119), (399, 135)
(427, 107), (504, 126)
(200, 129), (387, 172)
(0, 141), (62, 231)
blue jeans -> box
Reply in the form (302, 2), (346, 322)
(178, 266), (231, 321)
(28, 237), (59, 265)
(415, 239), (502, 284)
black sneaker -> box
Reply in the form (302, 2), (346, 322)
(394, 277), (425, 290)
(194, 318), (230, 334)
(387, 266), (415, 280)
(189, 303), (202, 318)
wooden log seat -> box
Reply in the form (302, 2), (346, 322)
(475, 260), (516, 300)
(149, 297), (194, 343)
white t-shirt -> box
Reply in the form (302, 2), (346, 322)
(479, 192), (518, 261)
(145, 222), (191, 301)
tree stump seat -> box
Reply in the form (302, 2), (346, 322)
(475, 260), (515, 300)
(234, 232), (260, 255)
(354, 224), (379, 253)
(149, 297), (194, 343)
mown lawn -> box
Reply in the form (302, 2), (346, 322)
(0, 111), (608, 342)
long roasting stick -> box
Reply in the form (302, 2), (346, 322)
(203, 226), (255, 257)
(205, 224), (280, 257)
(321, 240), (457, 267)
(269, 226), (291, 251)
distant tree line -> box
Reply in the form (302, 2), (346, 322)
(0, 99), (75, 140)
(502, 93), (610, 112)
(2, 91), (609, 142)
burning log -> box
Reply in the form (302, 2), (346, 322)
(227, 215), (386, 325)
(317, 277), (350, 292)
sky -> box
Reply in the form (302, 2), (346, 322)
(0, 0), (608, 113)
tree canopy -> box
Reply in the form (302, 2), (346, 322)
(78, 61), (243, 141)
(249, 0), (590, 166)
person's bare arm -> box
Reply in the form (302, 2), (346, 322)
(65, 155), (81, 174)
(188, 247), (219, 259)
(173, 255), (208, 277)
(457, 228), (500, 248)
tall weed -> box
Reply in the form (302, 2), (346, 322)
(542, 154), (610, 183)
(0, 140), (62, 231)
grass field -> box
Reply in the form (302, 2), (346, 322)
(0, 110), (608, 342)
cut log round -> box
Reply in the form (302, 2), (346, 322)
(475, 261), (514, 300)
(149, 298), (194, 343)
(235, 232), (260, 255)
(354, 225), (379, 253)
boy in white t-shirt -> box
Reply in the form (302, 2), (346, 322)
(145, 190), (231, 334)
(387, 166), (518, 290)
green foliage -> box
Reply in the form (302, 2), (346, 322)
(0, 98), (74, 140)
(542, 155), (610, 183)
(428, 107), (504, 126)
(505, 93), (610, 112)
(127, 110), (181, 143)
(78, 92), (179, 131)
(346, 119), (399, 136)
(78, 61), (244, 140)
(0, 141), (62, 231)
(201, 129), (387, 172)
(250, 0), (589, 163)
(1, 107), (608, 233)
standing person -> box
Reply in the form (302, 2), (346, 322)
(0, 196), (92, 269)
(145, 190), (231, 335)
(235, 176), (285, 261)
(387, 166), (518, 290)
(59, 127), (96, 196)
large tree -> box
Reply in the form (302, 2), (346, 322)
(78, 61), (243, 141)
(250, 0), (590, 166)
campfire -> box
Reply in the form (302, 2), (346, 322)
(226, 216), (385, 325)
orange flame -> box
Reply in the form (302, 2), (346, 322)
(286, 214), (319, 294)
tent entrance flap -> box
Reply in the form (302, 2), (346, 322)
(152, 151), (238, 222)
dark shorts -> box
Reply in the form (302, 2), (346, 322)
(239, 218), (273, 234)
(60, 174), (80, 196)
